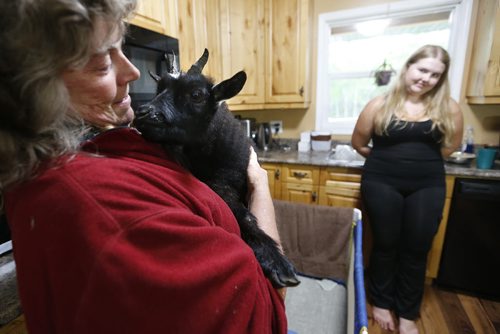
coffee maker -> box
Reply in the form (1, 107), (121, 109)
(254, 122), (273, 151)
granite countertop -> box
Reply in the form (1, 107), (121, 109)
(256, 148), (500, 179)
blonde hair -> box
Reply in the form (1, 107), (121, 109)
(373, 45), (455, 147)
(0, 0), (136, 205)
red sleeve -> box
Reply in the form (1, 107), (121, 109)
(73, 209), (287, 334)
(5, 154), (287, 334)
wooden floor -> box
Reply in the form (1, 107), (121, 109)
(367, 283), (500, 334)
(0, 315), (26, 334)
(2, 284), (500, 334)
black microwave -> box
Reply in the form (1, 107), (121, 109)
(124, 24), (179, 110)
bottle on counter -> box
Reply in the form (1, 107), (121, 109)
(463, 125), (475, 154)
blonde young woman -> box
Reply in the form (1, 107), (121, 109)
(352, 45), (463, 334)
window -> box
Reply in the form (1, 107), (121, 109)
(315, 0), (474, 135)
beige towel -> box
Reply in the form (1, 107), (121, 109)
(273, 200), (353, 282)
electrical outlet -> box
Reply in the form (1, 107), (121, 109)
(270, 120), (283, 134)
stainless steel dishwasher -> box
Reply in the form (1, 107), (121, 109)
(436, 178), (500, 301)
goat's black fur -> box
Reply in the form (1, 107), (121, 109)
(133, 49), (299, 288)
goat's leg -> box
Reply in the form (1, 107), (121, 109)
(203, 175), (300, 287)
(232, 206), (300, 288)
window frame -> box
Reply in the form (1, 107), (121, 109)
(315, 0), (475, 135)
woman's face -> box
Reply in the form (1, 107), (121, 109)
(62, 20), (140, 129)
(404, 57), (446, 98)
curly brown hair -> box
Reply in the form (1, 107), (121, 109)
(0, 0), (136, 206)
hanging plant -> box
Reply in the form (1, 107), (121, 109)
(373, 60), (396, 86)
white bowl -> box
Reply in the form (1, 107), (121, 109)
(311, 140), (331, 151)
(445, 151), (476, 164)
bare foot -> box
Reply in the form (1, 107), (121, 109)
(372, 306), (396, 331)
(399, 317), (419, 334)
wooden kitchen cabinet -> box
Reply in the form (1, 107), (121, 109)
(426, 175), (456, 279)
(130, 0), (173, 36)
(466, 0), (500, 104)
(280, 164), (320, 204)
(175, 0), (312, 111)
(261, 163), (282, 199)
(218, 0), (266, 106)
(318, 167), (362, 209)
(261, 0), (311, 108)
(175, 0), (222, 75)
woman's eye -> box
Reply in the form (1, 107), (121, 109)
(89, 53), (112, 73)
(98, 64), (111, 72)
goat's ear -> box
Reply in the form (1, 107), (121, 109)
(148, 70), (161, 82)
(213, 71), (247, 101)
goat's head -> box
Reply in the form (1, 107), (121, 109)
(133, 49), (247, 145)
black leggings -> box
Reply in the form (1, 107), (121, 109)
(361, 179), (445, 320)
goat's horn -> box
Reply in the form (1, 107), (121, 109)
(165, 52), (179, 75)
(149, 70), (161, 82)
(187, 48), (209, 75)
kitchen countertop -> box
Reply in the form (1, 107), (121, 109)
(256, 148), (500, 179)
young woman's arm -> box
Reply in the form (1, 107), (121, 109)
(441, 99), (464, 158)
(352, 96), (382, 158)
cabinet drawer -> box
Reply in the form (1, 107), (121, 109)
(321, 185), (360, 198)
(318, 186), (360, 208)
(282, 164), (320, 185)
(324, 180), (361, 191)
(281, 182), (318, 204)
(320, 167), (362, 185)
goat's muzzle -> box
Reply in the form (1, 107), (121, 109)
(135, 104), (155, 119)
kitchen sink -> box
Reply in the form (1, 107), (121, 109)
(326, 145), (365, 167)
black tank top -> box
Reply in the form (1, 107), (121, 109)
(363, 119), (445, 188)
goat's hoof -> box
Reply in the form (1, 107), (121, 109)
(270, 271), (301, 288)
(264, 255), (301, 288)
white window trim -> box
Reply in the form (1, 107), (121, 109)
(315, 0), (475, 135)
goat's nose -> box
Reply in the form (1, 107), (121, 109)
(135, 104), (155, 117)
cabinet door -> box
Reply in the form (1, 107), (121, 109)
(265, 0), (310, 104)
(261, 163), (282, 199)
(281, 183), (318, 204)
(467, 0), (500, 103)
(426, 176), (455, 279)
(219, 0), (266, 105)
(131, 0), (167, 35)
(175, 0), (222, 77)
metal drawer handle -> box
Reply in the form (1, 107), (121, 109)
(292, 171), (308, 179)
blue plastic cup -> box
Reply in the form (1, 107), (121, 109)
(476, 148), (496, 169)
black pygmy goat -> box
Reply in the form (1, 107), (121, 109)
(133, 49), (299, 288)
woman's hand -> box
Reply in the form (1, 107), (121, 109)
(246, 146), (281, 248)
(246, 147), (287, 299)
(246, 146), (270, 195)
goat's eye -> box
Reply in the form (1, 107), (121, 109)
(190, 89), (207, 103)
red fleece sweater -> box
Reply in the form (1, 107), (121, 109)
(5, 128), (286, 334)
